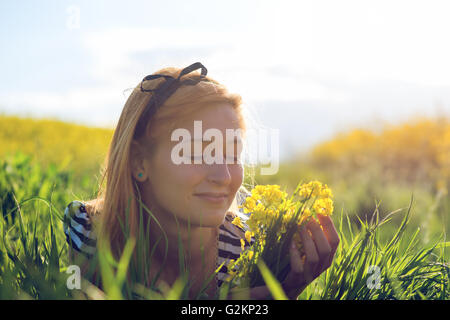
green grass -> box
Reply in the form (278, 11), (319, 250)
(0, 152), (448, 299)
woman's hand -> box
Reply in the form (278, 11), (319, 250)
(231, 214), (340, 300)
(282, 213), (340, 299)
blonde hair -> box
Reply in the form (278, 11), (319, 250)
(86, 65), (248, 258)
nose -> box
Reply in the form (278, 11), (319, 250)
(206, 162), (232, 186)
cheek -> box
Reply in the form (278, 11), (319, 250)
(229, 164), (244, 191)
(149, 161), (204, 209)
(156, 163), (201, 195)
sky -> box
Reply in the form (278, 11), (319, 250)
(1, 0), (450, 161)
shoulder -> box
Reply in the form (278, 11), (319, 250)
(216, 211), (254, 287)
(63, 200), (97, 257)
(217, 189), (253, 256)
(221, 212), (247, 236)
(218, 212), (252, 257)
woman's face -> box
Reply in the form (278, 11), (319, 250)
(139, 103), (244, 227)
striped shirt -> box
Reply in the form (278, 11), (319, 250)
(63, 192), (253, 289)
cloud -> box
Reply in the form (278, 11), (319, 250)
(1, 23), (351, 127)
(80, 25), (349, 103)
(0, 86), (125, 127)
(2, 0), (450, 159)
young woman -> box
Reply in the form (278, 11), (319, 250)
(63, 62), (340, 299)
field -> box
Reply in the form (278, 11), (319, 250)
(0, 114), (448, 299)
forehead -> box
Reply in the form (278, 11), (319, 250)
(166, 103), (243, 142)
(148, 103), (244, 153)
(176, 103), (241, 131)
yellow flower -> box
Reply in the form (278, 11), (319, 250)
(224, 181), (334, 286)
(243, 196), (257, 213)
(232, 216), (244, 229)
(251, 185), (287, 209)
(225, 269), (237, 282)
(298, 185), (312, 198)
(298, 181), (333, 199)
(312, 198), (334, 216)
(263, 186), (287, 205)
(300, 207), (312, 220)
(245, 230), (253, 243)
(320, 186), (333, 198)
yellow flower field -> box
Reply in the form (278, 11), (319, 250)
(311, 116), (450, 190)
(0, 115), (113, 174)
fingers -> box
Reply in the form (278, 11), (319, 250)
(248, 286), (271, 300)
(298, 224), (319, 284)
(283, 215), (340, 298)
(306, 218), (332, 275)
(289, 239), (304, 274)
(282, 238), (307, 297)
(317, 214), (340, 258)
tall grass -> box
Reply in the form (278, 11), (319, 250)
(0, 153), (448, 299)
(302, 198), (449, 300)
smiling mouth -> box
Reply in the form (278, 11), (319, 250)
(194, 193), (228, 203)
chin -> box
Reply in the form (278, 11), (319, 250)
(192, 208), (227, 228)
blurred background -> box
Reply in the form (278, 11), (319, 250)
(0, 0), (449, 246)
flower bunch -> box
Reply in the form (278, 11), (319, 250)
(226, 181), (334, 288)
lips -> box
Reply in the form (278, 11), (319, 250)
(194, 192), (229, 203)
(194, 192), (228, 197)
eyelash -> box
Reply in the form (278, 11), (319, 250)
(187, 155), (240, 162)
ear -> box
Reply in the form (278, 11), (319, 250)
(130, 140), (149, 182)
